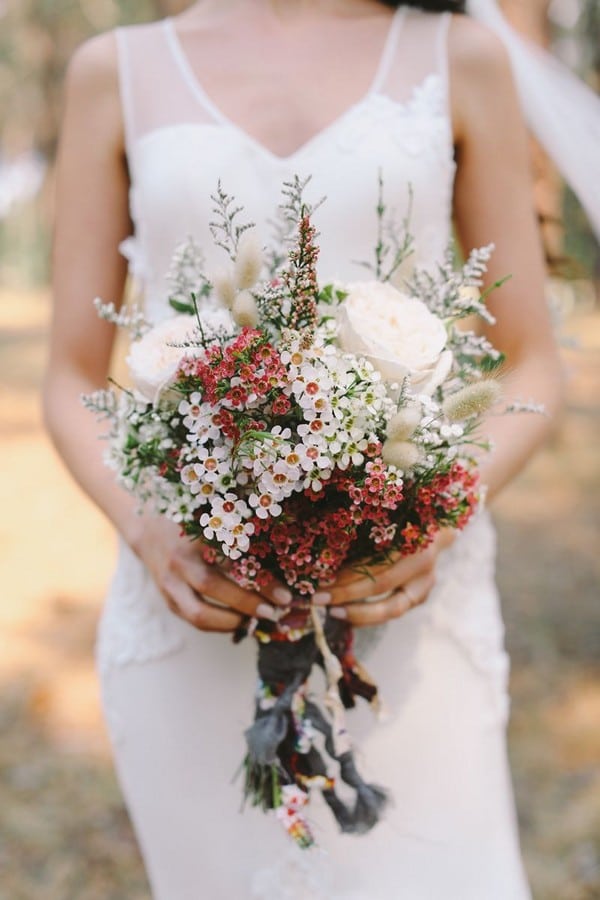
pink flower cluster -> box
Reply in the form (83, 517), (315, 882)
(178, 328), (288, 437)
(228, 459), (478, 595)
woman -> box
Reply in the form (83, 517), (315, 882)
(44, 1), (563, 897)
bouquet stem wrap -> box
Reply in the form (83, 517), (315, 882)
(243, 604), (387, 846)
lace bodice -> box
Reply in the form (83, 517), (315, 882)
(116, 8), (456, 321)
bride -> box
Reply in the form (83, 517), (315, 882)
(44, 1), (565, 897)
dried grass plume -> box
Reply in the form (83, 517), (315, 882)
(443, 380), (502, 422)
(232, 290), (260, 328)
(386, 406), (422, 442)
(382, 439), (420, 472)
(235, 231), (263, 291)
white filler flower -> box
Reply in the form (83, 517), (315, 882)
(337, 281), (452, 394)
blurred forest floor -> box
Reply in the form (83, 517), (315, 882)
(0, 288), (598, 900)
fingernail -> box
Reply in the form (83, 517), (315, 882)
(329, 607), (347, 620)
(273, 587), (292, 606)
(312, 591), (331, 606)
(256, 603), (278, 622)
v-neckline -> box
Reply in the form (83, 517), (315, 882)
(163, 9), (406, 165)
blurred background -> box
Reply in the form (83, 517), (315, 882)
(0, 1), (598, 897)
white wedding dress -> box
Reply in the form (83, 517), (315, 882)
(97, 8), (532, 898)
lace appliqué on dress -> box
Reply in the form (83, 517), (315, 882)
(252, 846), (335, 900)
(118, 182), (155, 302)
(427, 511), (510, 727)
(335, 74), (451, 156)
(353, 512), (510, 729)
(96, 541), (185, 741)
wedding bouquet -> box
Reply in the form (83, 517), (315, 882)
(86, 177), (509, 847)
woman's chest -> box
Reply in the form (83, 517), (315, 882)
(126, 76), (456, 314)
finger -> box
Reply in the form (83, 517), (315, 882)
(330, 572), (435, 628)
(163, 577), (242, 632)
(178, 557), (280, 621)
(187, 548), (294, 609)
(329, 553), (401, 588)
(256, 580), (294, 608)
(328, 546), (436, 605)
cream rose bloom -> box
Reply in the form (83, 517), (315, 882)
(338, 281), (452, 394)
(128, 308), (233, 403)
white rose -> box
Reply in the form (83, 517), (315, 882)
(127, 307), (233, 403)
(338, 281), (452, 394)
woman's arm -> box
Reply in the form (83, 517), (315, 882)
(451, 17), (564, 498)
(44, 34), (290, 630)
(326, 17), (564, 625)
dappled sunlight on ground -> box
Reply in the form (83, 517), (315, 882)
(1, 289), (598, 898)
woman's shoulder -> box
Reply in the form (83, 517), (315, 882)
(65, 20), (163, 95)
(447, 13), (518, 135)
(448, 13), (513, 84)
(62, 28), (139, 149)
(65, 30), (120, 105)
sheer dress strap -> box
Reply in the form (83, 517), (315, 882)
(115, 28), (136, 159)
(112, 21), (216, 152)
(378, 8), (453, 113)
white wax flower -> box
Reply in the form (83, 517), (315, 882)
(337, 281), (451, 394)
(127, 308), (233, 403)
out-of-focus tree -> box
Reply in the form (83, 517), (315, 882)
(0, 0), (162, 283)
(156, 0), (192, 12)
(1, 1), (163, 161)
(0, 0), (597, 287)
(500, 0), (564, 267)
(548, 0), (600, 284)
(500, 1), (599, 287)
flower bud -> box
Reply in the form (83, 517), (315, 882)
(232, 291), (260, 328)
(442, 380), (501, 422)
(382, 439), (420, 472)
(234, 231), (263, 291)
(386, 406), (422, 442)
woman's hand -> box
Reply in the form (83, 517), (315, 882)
(321, 529), (457, 628)
(132, 514), (292, 633)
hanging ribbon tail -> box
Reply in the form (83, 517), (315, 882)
(305, 699), (389, 835)
(323, 617), (382, 712)
(310, 608), (389, 834)
(467, 0), (600, 243)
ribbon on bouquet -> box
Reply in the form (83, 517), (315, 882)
(242, 605), (388, 847)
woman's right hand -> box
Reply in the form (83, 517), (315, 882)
(131, 514), (293, 632)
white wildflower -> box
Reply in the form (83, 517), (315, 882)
(505, 399), (548, 416)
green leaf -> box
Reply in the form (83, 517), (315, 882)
(169, 297), (196, 315)
(481, 353), (505, 373)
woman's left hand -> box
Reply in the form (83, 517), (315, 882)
(319, 528), (456, 628)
